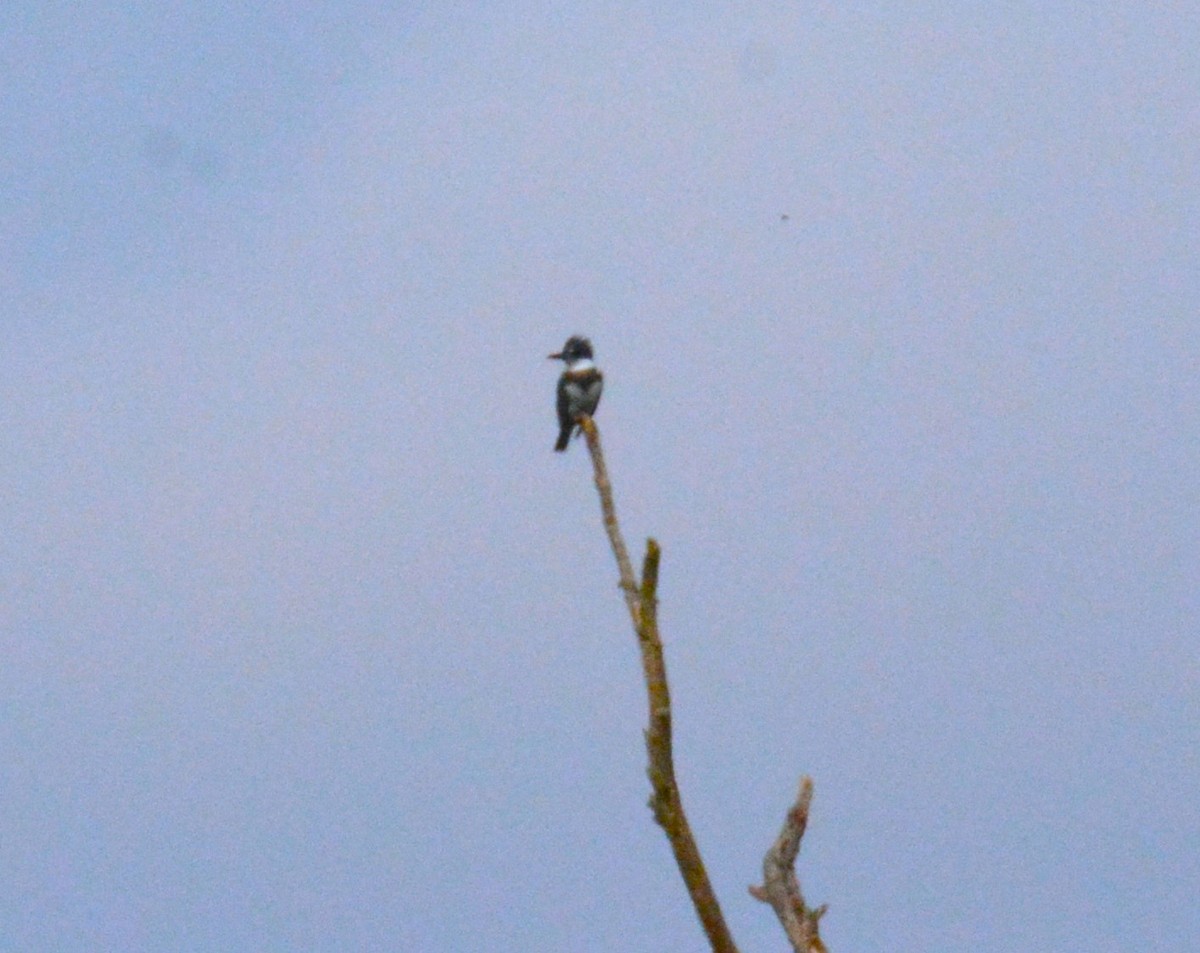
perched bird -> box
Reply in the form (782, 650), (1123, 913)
(548, 335), (603, 452)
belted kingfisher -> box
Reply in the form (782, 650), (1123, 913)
(548, 335), (603, 452)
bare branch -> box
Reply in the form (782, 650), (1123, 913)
(750, 777), (828, 952)
(578, 416), (740, 953)
(577, 415), (829, 951)
(578, 416), (641, 622)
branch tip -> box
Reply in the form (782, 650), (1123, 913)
(754, 776), (826, 952)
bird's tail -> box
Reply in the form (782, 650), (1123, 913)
(554, 425), (572, 452)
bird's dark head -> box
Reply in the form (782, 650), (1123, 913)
(548, 336), (594, 364)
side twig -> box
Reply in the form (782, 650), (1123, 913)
(578, 416), (739, 953)
(749, 777), (828, 952)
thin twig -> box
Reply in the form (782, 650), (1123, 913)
(578, 416), (740, 953)
(579, 416), (641, 623)
(749, 776), (828, 952)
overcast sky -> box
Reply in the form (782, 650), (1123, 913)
(2, 4), (1197, 951)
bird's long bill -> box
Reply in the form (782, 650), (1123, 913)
(547, 351), (563, 360)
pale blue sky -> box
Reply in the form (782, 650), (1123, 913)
(2, 4), (1197, 951)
